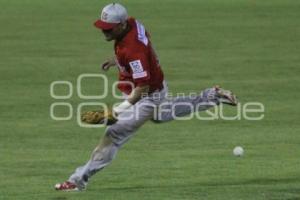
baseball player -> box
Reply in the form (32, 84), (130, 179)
(55, 3), (237, 191)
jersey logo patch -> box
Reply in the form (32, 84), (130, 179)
(129, 60), (148, 79)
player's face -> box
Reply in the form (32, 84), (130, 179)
(102, 23), (124, 41)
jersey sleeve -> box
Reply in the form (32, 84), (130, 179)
(127, 51), (151, 86)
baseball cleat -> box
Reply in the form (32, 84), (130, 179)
(55, 181), (79, 191)
(214, 86), (238, 106)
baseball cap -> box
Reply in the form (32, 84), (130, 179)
(94, 3), (128, 30)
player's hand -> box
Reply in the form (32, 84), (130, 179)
(102, 57), (116, 71)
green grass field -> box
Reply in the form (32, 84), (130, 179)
(1, 0), (300, 199)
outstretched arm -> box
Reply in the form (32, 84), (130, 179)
(113, 85), (149, 115)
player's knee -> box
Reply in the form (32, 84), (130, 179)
(105, 125), (121, 140)
(105, 125), (131, 146)
(92, 143), (118, 163)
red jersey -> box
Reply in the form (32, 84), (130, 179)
(114, 17), (164, 95)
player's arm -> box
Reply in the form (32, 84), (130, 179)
(127, 85), (149, 104)
(102, 56), (117, 71)
(81, 85), (150, 125)
(113, 85), (149, 115)
(113, 52), (150, 115)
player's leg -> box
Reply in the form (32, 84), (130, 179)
(154, 86), (237, 122)
(54, 135), (118, 191)
(68, 135), (118, 189)
(55, 100), (157, 191)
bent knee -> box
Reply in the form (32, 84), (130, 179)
(92, 143), (118, 162)
(105, 125), (133, 146)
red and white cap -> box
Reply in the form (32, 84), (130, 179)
(94, 3), (128, 30)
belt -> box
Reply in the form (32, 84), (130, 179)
(149, 82), (164, 94)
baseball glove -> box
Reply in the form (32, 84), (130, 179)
(81, 109), (117, 125)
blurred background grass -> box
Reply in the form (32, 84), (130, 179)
(0, 0), (300, 199)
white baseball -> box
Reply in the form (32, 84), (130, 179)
(233, 146), (244, 157)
